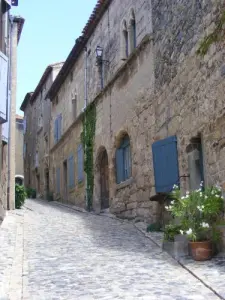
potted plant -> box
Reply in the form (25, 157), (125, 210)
(165, 184), (224, 261)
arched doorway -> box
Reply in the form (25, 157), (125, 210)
(99, 148), (109, 210)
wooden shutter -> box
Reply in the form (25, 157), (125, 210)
(116, 148), (124, 184)
(58, 114), (62, 140)
(77, 144), (84, 183)
(0, 51), (8, 124)
(54, 118), (58, 144)
(68, 154), (75, 188)
(152, 136), (179, 193)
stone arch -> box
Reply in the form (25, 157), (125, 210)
(94, 146), (110, 212)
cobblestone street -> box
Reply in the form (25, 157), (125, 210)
(0, 199), (223, 300)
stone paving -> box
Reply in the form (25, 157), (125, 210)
(0, 199), (224, 300)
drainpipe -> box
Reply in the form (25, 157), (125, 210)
(7, 15), (13, 210)
(84, 47), (89, 209)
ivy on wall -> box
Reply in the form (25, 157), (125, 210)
(197, 11), (225, 56)
(81, 103), (96, 211)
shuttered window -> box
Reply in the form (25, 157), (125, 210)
(152, 136), (179, 193)
(68, 154), (75, 188)
(0, 51), (8, 124)
(54, 114), (62, 144)
(77, 144), (84, 183)
(116, 135), (131, 184)
(56, 167), (60, 194)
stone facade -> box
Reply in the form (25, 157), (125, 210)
(0, 1), (24, 217)
(26, 0), (225, 222)
(21, 63), (63, 198)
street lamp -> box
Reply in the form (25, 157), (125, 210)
(95, 46), (109, 66)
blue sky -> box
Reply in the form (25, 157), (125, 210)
(12, 0), (97, 114)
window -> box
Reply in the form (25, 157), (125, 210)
(23, 143), (26, 159)
(121, 20), (128, 60)
(72, 93), (77, 120)
(23, 116), (27, 134)
(35, 151), (39, 167)
(68, 154), (75, 188)
(54, 114), (62, 144)
(77, 144), (84, 183)
(129, 9), (136, 52)
(152, 136), (179, 193)
(116, 134), (131, 184)
(56, 167), (60, 194)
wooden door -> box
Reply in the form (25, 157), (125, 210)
(100, 150), (109, 209)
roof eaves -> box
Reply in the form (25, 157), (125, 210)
(46, 0), (112, 101)
(13, 16), (25, 44)
(20, 92), (33, 111)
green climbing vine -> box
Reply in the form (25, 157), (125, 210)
(80, 102), (96, 211)
(197, 11), (225, 56)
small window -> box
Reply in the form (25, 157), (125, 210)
(116, 134), (131, 184)
(129, 9), (136, 52)
(72, 93), (77, 120)
(121, 20), (128, 60)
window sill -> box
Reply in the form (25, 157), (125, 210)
(116, 177), (134, 191)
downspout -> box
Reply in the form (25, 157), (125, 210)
(7, 15), (13, 210)
(84, 46), (88, 209)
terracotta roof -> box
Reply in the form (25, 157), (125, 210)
(16, 114), (23, 120)
(46, 0), (111, 101)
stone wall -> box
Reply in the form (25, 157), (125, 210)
(50, 120), (85, 207)
(15, 118), (24, 176)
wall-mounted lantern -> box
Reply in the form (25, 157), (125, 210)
(95, 46), (109, 66)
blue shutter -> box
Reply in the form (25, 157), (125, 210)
(0, 51), (8, 124)
(68, 154), (75, 188)
(77, 144), (84, 183)
(152, 136), (179, 193)
(58, 114), (62, 140)
(56, 167), (60, 194)
(116, 148), (124, 184)
(54, 118), (58, 144)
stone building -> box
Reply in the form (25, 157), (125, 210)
(0, 0), (24, 219)
(25, 0), (225, 223)
(21, 63), (63, 198)
(15, 114), (24, 184)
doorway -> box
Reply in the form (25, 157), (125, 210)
(100, 149), (109, 210)
(63, 160), (68, 203)
(45, 169), (50, 199)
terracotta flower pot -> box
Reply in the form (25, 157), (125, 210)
(189, 241), (212, 261)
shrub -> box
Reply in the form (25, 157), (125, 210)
(15, 184), (26, 209)
(26, 187), (36, 199)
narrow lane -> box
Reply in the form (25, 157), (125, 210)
(19, 199), (220, 300)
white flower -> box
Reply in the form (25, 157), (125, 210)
(171, 200), (175, 205)
(181, 196), (185, 200)
(200, 192), (203, 197)
(173, 184), (178, 190)
(197, 205), (203, 212)
(180, 230), (184, 235)
(215, 195), (219, 198)
(201, 222), (209, 228)
(205, 196), (208, 199)
(165, 206), (169, 210)
(200, 181), (204, 187)
(202, 205), (205, 209)
(186, 191), (190, 195)
(186, 228), (193, 235)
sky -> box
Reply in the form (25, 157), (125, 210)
(11, 0), (97, 114)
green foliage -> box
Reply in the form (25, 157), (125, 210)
(197, 11), (225, 56)
(165, 184), (224, 242)
(164, 224), (183, 242)
(15, 184), (26, 209)
(26, 187), (36, 199)
(81, 103), (96, 211)
(147, 222), (162, 232)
